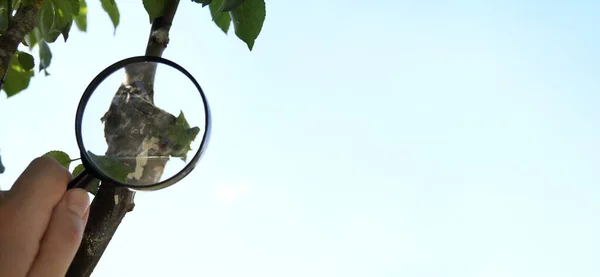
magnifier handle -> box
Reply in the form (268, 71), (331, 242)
(67, 169), (96, 190)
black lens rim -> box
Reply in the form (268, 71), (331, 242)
(75, 55), (212, 191)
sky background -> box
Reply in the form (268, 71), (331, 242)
(1, 0), (600, 276)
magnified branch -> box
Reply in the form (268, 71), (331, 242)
(100, 82), (198, 185)
(66, 1), (182, 276)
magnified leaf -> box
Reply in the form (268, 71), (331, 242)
(87, 151), (133, 183)
(43, 150), (72, 168)
(163, 111), (200, 162)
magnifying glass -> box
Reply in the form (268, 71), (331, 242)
(67, 56), (211, 191)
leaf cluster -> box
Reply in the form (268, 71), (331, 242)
(1, 0), (90, 97)
(145, 0), (266, 50)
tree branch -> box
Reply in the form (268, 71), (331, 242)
(0, 0), (43, 86)
(66, 1), (181, 276)
(128, 0), (181, 102)
(146, 0), (179, 57)
(65, 183), (134, 277)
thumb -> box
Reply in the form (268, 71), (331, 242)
(27, 189), (90, 277)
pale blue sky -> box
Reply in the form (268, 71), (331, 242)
(1, 0), (600, 276)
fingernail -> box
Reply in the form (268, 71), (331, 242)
(67, 189), (90, 218)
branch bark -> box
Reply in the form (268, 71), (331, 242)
(66, 1), (181, 276)
(64, 183), (134, 277)
(0, 0), (43, 85)
(146, 0), (179, 57)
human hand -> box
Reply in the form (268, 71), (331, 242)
(0, 157), (90, 277)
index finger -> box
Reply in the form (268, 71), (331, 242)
(0, 157), (72, 277)
(5, 156), (72, 236)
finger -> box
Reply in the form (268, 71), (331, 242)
(0, 157), (72, 277)
(27, 188), (90, 277)
(8, 156), (72, 212)
(5, 157), (72, 238)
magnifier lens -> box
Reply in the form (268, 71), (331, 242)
(79, 60), (207, 188)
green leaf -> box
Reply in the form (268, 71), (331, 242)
(142, 0), (167, 23)
(87, 151), (133, 183)
(72, 163), (84, 176)
(3, 53), (34, 97)
(209, 0), (231, 34)
(51, 0), (73, 30)
(39, 40), (52, 74)
(60, 18), (72, 41)
(71, 163), (100, 194)
(73, 0), (86, 31)
(50, 0), (77, 41)
(88, 179), (100, 194)
(67, 0), (79, 15)
(229, 0), (265, 50)
(221, 0), (243, 12)
(17, 51), (34, 71)
(25, 28), (39, 50)
(45, 30), (61, 43)
(164, 111), (201, 161)
(37, 0), (55, 38)
(43, 0), (74, 42)
(0, 153), (5, 174)
(100, 0), (119, 31)
(43, 150), (72, 168)
(36, 0), (63, 42)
